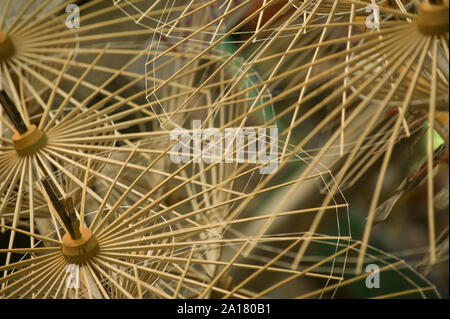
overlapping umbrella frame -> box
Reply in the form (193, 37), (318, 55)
(0, 0), (448, 299)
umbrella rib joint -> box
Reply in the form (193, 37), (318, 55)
(417, 0), (449, 35)
(41, 177), (99, 265)
(0, 31), (15, 61)
(0, 90), (48, 156)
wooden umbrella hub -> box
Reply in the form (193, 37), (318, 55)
(61, 227), (99, 264)
(417, 1), (449, 35)
(12, 125), (47, 156)
(0, 31), (15, 61)
(0, 90), (47, 156)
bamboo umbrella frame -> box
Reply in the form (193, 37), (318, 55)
(0, 146), (439, 299)
(0, 6), (354, 296)
(233, 0), (449, 272)
(0, 0), (446, 297)
(119, 0), (449, 274)
(0, 0), (268, 224)
(0, 92), (353, 298)
(0, 0), (444, 299)
(0, 39), (282, 240)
